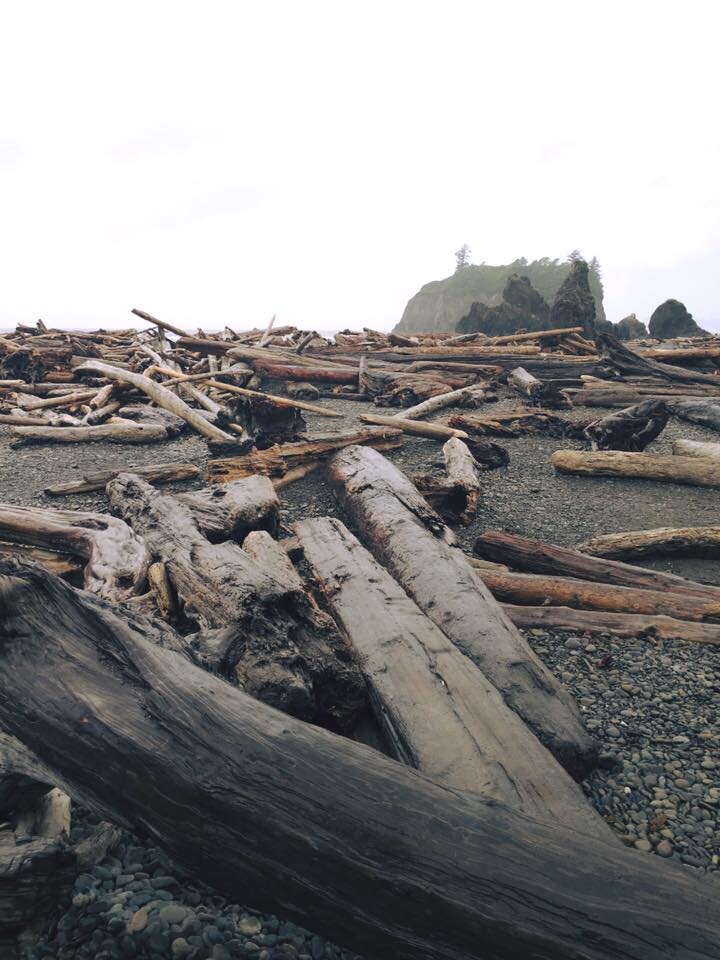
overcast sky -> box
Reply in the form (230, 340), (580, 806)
(1, 1), (718, 333)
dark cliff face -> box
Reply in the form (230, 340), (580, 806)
(615, 314), (648, 340)
(394, 258), (605, 334)
(457, 274), (551, 335)
(649, 299), (707, 339)
(549, 260), (596, 338)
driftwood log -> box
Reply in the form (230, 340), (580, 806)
(360, 412), (468, 440)
(327, 445), (598, 778)
(598, 332), (720, 386)
(672, 438), (720, 461)
(294, 516), (607, 837)
(206, 428), (403, 483)
(175, 475), (279, 543)
(0, 560), (717, 960)
(10, 421), (168, 447)
(551, 449), (720, 487)
(667, 398), (720, 431)
(583, 399), (668, 451)
(577, 526), (720, 560)
(107, 475), (364, 728)
(503, 605), (720, 645)
(473, 530), (720, 600)
(475, 568), (720, 621)
(392, 383), (487, 420)
(508, 367), (570, 409)
(0, 504), (147, 601)
(44, 462), (200, 496)
(75, 360), (237, 445)
(414, 437), (481, 524)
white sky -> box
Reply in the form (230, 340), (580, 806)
(1, 0), (718, 332)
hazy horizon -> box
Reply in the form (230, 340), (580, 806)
(1, 1), (718, 334)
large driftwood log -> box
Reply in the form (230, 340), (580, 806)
(75, 360), (237, 445)
(44, 462), (200, 496)
(0, 561), (717, 960)
(503, 605), (720, 645)
(577, 526), (720, 560)
(473, 530), (720, 600)
(551, 449), (720, 487)
(107, 475), (364, 728)
(0, 504), (147, 600)
(475, 568), (720, 621)
(672, 437), (720, 461)
(206, 428), (403, 483)
(327, 445), (598, 778)
(583, 399), (668, 451)
(10, 422), (168, 446)
(597, 332), (720, 385)
(294, 517), (608, 836)
(667, 398), (720, 431)
(176, 475), (279, 543)
(225, 393), (306, 447)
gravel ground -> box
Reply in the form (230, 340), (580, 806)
(1, 387), (718, 958)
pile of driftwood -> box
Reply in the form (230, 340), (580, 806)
(3, 312), (720, 958)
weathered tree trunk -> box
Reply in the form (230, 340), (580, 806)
(577, 526), (720, 560)
(551, 449), (720, 487)
(508, 367), (570, 409)
(294, 517), (608, 836)
(10, 422), (169, 446)
(176, 475), (279, 543)
(20, 389), (98, 411)
(44, 462), (200, 496)
(473, 530), (720, 600)
(0, 504), (147, 600)
(286, 381), (320, 401)
(672, 437), (720, 461)
(475, 568), (720, 621)
(448, 409), (582, 439)
(583, 399), (668, 451)
(503, 605), (720, 645)
(327, 445), (598, 779)
(252, 361), (359, 384)
(0, 560), (716, 960)
(206, 427), (403, 483)
(107, 475), (364, 728)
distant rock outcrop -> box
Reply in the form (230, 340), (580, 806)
(615, 314), (648, 340)
(648, 299), (707, 339)
(457, 274), (551, 336)
(549, 260), (596, 338)
(394, 257), (605, 334)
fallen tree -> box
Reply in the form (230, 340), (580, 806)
(551, 449), (720, 487)
(10, 421), (169, 446)
(327, 445), (598, 778)
(672, 438), (720, 461)
(0, 559), (717, 960)
(44, 462), (200, 496)
(294, 516), (606, 836)
(414, 437), (481, 524)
